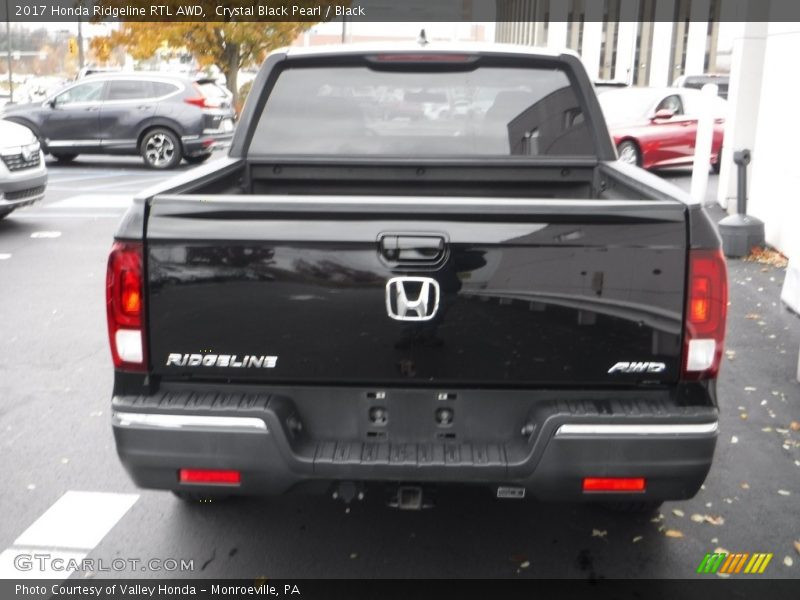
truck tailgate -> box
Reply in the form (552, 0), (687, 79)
(145, 196), (687, 386)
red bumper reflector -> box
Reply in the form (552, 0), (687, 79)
(583, 477), (646, 492)
(179, 469), (241, 485)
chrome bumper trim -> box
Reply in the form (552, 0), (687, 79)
(112, 411), (268, 432)
(555, 422), (718, 436)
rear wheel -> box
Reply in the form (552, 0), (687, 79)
(51, 153), (78, 163)
(617, 140), (642, 167)
(184, 153), (212, 165)
(0, 210), (11, 220)
(140, 128), (182, 169)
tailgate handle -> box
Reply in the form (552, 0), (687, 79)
(380, 235), (445, 263)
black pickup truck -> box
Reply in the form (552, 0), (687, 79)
(106, 44), (727, 512)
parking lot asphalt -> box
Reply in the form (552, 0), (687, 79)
(0, 157), (797, 580)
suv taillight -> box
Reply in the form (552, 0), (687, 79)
(682, 248), (728, 379)
(106, 241), (146, 372)
(184, 84), (222, 109)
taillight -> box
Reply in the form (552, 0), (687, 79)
(683, 249), (728, 379)
(106, 241), (146, 371)
(184, 84), (222, 109)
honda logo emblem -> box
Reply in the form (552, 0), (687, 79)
(385, 277), (440, 321)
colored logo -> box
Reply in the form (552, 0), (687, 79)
(697, 552), (773, 575)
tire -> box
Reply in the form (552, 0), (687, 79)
(184, 153), (212, 165)
(616, 140), (642, 167)
(140, 128), (182, 169)
(51, 153), (78, 163)
(172, 490), (229, 504)
(603, 501), (663, 515)
(0, 210), (11, 220)
(712, 146), (722, 174)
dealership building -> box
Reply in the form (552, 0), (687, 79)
(493, 1), (798, 269)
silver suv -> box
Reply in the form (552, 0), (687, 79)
(0, 120), (47, 220)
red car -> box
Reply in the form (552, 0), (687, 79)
(598, 87), (727, 172)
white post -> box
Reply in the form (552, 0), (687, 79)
(547, 0), (570, 50)
(716, 20), (767, 211)
(581, 4), (604, 81)
(685, 0), (712, 75)
(690, 83), (718, 203)
(649, 0), (675, 87)
(615, 0), (639, 85)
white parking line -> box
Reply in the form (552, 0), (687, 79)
(0, 491), (138, 579)
(0, 253), (11, 260)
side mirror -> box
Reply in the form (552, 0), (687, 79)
(46, 98), (56, 109)
(652, 108), (675, 120)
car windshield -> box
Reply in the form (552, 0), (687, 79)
(597, 89), (663, 124)
(250, 62), (595, 157)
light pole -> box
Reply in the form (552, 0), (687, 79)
(77, 1), (85, 69)
(5, 0), (12, 103)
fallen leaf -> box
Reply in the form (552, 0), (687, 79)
(784, 556), (794, 567)
(740, 413), (748, 420)
(520, 561), (530, 569)
(794, 541), (800, 555)
(664, 529), (684, 538)
(762, 427), (773, 432)
(349, 553), (358, 559)
(778, 490), (791, 496)
(705, 502), (713, 508)
(714, 547), (730, 555)
(731, 436), (739, 444)
(744, 386), (757, 392)
(632, 536), (643, 543)
(741, 482), (750, 490)
(672, 509), (685, 518)
(704, 515), (725, 526)
(791, 421), (800, 432)
(691, 514), (705, 523)
(711, 538), (719, 544)
(745, 314), (760, 320)
(651, 513), (665, 523)
(592, 529), (608, 538)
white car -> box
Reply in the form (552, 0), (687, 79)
(0, 119), (47, 220)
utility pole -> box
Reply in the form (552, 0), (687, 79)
(5, 0), (12, 103)
(77, 4), (85, 70)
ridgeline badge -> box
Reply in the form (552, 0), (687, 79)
(166, 353), (277, 369)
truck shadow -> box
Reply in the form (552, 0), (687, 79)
(160, 487), (678, 579)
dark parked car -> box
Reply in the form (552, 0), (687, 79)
(0, 73), (235, 169)
(673, 74), (729, 99)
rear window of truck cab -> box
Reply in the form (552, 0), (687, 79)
(249, 56), (595, 158)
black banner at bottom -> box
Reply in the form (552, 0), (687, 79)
(3, 579), (800, 600)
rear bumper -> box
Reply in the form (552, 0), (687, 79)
(112, 385), (718, 501)
(181, 132), (233, 156)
